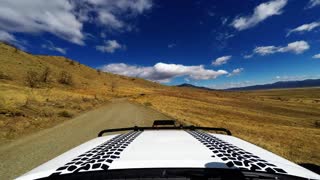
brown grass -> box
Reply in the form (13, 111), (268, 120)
(131, 87), (320, 165)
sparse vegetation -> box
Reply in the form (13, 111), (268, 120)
(69, 60), (75, 65)
(25, 70), (40, 88)
(0, 71), (12, 80)
(58, 71), (73, 85)
(144, 102), (152, 106)
(58, 110), (73, 118)
(133, 88), (320, 165)
(40, 67), (51, 83)
(111, 81), (116, 93)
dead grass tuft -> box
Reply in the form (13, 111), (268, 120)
(58, 110), (73, 118)
(58, 71), (73, 85)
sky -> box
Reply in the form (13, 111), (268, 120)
(0, 0), (320, 89)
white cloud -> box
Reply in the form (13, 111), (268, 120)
(168, 43), (176, 48)
(221, 17), (228, 25)
(0, 0), (84, 45)
(212, 56), (232, 66)
(231, 0), (287, 31)
(312, 53), (320, 59)
(0, 30), (16, 43)
(0, 30), (27, 50)
(287, 22), (320, 36)
(275, 75), (320, 81)
(243, 54), (254, 59)
(82, 0), (152, 31)
(41, 41), (66, 54)
(306, 0), (320, 9)
(100, 62), (228, 83)
(0, 0), (152, 45)
(208, 80), (254, 89)
(96, 40), (124, 53)
(253, 40), (310, 56)
(228, 68), (244, 77)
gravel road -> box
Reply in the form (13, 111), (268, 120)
(0, 99), (171, 179)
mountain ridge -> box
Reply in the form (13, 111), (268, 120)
(177, 79), (320, 91)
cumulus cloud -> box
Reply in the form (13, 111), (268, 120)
(312, 53), (320, 59)
(100, 62), (228, 83)
(253, 41), (310, 56)
(96, 40), (125, 53)
(0, 0), (84, 45)
(227, 68), (244, 77)
(287, 22), (320, 36)
(41, 41), (66, 54)
(306, 0), (320, 9)
(0, 0), (152, 45)
(212, 56), (232, 66)
(231, 0), (287, 31)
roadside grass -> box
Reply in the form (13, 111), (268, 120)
(0, 82), (110, 141)
(131, 87), (320, 165)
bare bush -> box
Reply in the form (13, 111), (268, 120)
(58, 71), (73, 85)
(0, 71), (12, 80)
(69, 60), (75, 65)
(111, 81), (116, 92)
(26, 70), (40, 88)
(144, 102), (152, 106)
(58, 110), (73, 118)
(97, 69), (101, 75)
(40, 67), (51, 83)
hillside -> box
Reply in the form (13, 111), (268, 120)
(0, 42), (163, 142)
(0, 42), (319, 166)
(227, 79), (320, 91)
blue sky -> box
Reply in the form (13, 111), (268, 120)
(0, 0), (320, 89)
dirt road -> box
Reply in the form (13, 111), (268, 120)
(0, 99), (171, 179)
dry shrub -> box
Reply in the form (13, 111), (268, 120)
(58, 71), (73, 85)
(69, 60), (75, 65)
(26, 70), (40, 88)
(40, 109), (54, 117)
(0, 71), (12, 80)
(82, 97), (91, 102)
(58, 110), (73, 118)
(0, 107), (24, 117)
(144, 102), (152, 106)
(40, 67), (51, 83)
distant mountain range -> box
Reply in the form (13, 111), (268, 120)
(177, 79), (320, 91)
(176, 83), (214, 91)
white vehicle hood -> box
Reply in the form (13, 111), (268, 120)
(17, 130), (320, 179)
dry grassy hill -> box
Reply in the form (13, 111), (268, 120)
(0, 42), (162, 142)
(0, 42), (319, 165)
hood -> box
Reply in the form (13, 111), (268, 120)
(17, 130), (320, 179)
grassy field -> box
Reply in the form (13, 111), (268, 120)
(0, 42), (319, 165)
(132, 87), (320, 165)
